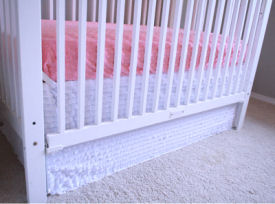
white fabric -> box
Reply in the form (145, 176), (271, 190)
(43, 68), (243, 134)
(46, 104), (236, 194)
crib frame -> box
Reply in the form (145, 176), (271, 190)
(0, 0), (272, 202)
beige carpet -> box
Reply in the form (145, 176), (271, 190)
(1, 98), (275, 203)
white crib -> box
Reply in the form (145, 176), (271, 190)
(0, 0), (272, 202)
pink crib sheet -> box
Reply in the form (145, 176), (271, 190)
(42, 20), (244, 82)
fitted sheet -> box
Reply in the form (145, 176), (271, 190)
(42, 20), (245, 82)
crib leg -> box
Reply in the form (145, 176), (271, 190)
(234, 0), (273, 131)
(16, 0), (47, 202)
(233, 94), (250, 130)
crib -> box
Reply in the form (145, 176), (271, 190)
(0, 0), (272, 202)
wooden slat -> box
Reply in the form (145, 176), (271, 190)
(168, 0), (176, 27)
(71, 0), (77, 21)
(0, 0), (4, 101)
(56, 0), (66, 133)
(211, 0), (235, 99)
(77, 0), (87, 128)
(232, 0), (257, 94)
(126, 0), (142, 118)
(185, 0), (207, 105)
(49, 0), (54, 20)
(9, 0), (20, 117)
(194, 0), (216, 102)
(140, 0), (157, 114)
(152, 0), (170, 112)
(203, 0), (226, 100)
(11, 0), (21, 117)
(95, 0), (107, 124)
(175, 0), (195, 106)
(155, 0), (162, 26)
(111, 0), (125, 121)
(126, 0), (133, 24)
(226, 0), (249, 96)
(109, 0), (116, 23)
(141, 0), (148, 25)
(3, 0), (13, 109)
(240, 0), (263, 92)
(191, 0), (200, 30)
(164, 0), (183, 109)
(89, 0), (97, 22)
(0, 0), (8, 104)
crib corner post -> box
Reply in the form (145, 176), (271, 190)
(233, 95), (250, 131)
(16, 0), (47, 202)
(233, 0), (272, 131)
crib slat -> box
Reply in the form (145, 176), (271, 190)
(112, 0), (125, 121)
(141, 0), (148, 25)
(168, 0), (176, 28)
(193, 0), (216, 103)
(152, 0), (170, 112)
(0, 0), (8, 105)
(126, 0), (133, 24)
(0, 0), (5, 101)
(164, 0), (183, 109)
(3, 0), (13, 110)
(155, 0), (162, 26)
(191, 0), (200, 30)
(185, 0), (207, 105)
(56, 0), (66, 133)
(49, 0), (54, 20)
(13, 0), (23, 118)
(77, 0), (87, 129)
(126, 0), (142, 118)
(203, 0), (226, 100)
(211, 0), (236, 99)
(232, 0), (257, 95)
(95, 0), (107, 124)
(225, 1), (249, 96)
(240, 1), (262, 93)
(140, 0), (156, 114)
(175, 0), (195, 107)
(109, 0), (116, 23)
(10, 0), (21, 117)
(89, 0), (97, 22)
(70, 0), (77, 21)
(9, 0), (20, 117)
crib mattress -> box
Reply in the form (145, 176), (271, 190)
(41, 20), (244, 81)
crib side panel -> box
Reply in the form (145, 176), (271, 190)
(45, 0), (272, 152)
(0, 0), (23, 136)
(234, 0), (272, 129)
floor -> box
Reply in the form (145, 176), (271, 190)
(0, 98), (275, 203)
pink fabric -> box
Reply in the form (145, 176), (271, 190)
(42, 20), (244, 81)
